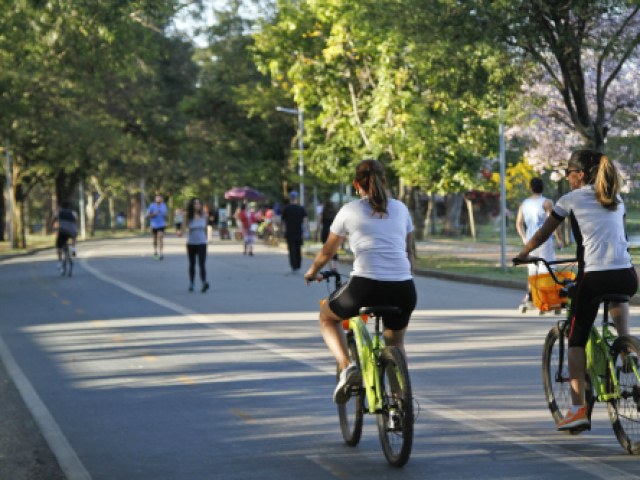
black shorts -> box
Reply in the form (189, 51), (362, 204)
(175, 223), (182, 230)
(328, 276), (417, 331)
(567, 267), (638, 348)
(152, 227), (165, 235)
(56, 232), (72, 249)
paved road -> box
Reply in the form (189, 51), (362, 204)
(1, 236), (639, 479)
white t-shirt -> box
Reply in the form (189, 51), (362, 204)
(330, 198), (413, 281)
(552, 185), (632, 272)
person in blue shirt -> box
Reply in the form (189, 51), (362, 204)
(147, 194), (168, 260)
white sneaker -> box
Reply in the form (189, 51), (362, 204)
(334, 364), (362, 404)
(56, 262), (63, 271)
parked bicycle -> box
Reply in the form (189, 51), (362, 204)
(514, 257), (640, 454)
(318, 270), (414, 467)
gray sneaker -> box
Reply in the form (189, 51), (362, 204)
(333, 364), (362, 404)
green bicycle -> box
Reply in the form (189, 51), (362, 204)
(516, 257), (640, 454)
(319, 271), (414, 467)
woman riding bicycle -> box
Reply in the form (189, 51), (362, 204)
(304, 159), (417, 404)
(515, 149), (638, 431)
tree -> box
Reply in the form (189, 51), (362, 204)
(254, 0), (521, 236)
(475, 1), (640, 152)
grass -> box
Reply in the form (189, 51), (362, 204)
(413, 254), (529, 282)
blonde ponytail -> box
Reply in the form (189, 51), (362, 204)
(594, 156), (621, 211)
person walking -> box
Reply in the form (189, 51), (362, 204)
(207, 206), (218, 243)
(318, 196), (338, 271)
(185, 198), (210, 292)
(235, 202), (258, 256)
(174, 207), (184, 237)
(282, 191), (308, 274)
(146, 194), (168, 260)
(515, 177), (563, 305)
(515, 149), (638, 431)
(304, 159), (416, 404)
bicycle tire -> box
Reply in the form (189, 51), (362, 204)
(542, 326), (595, 434)
(376, 346), (413, 467)
(607, 335), (640, 454)
(61, 246), (68, 276)
(337, 336), (364, 446)
(67, 246), (73, 277)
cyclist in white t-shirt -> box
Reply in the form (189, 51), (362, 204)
(304, 159), (417, 404)
(515, 149), (638, 431)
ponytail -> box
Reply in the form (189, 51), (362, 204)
(355, 159), (388, 218)
(594, 156), (621, 211)
(569, 149), (620, 211)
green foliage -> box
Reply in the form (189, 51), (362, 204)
(253, 0), (522, 194)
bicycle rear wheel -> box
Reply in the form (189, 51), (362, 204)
(66, 246), (73, 277)
(608, 335), (640, 454)
(337, 334), (364, 446)
(376, 346), (413, 467)
(61, 246), (68, 276)
(542, 325), (594, 433)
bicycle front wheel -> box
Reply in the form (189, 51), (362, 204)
(376, 346), (413, 467)
(542, 325), (595, 433)
(337, 335), (364, 446)
(608, 335), (640, 454)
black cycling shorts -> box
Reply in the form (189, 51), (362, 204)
(56, 232), (72, 249)
(567, 267), (638, 348)
(152, 227), (165, 235)
(328, 276), (417, 331)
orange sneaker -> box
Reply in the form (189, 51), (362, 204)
(557, 407), (589, 431)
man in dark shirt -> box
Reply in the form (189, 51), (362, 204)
(281, 191), (308, 274)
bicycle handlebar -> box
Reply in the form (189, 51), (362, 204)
(319, 270), (341, 280)
(512, 257), (578, 287)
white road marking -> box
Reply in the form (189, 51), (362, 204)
(0, 335), (92, 480)
(77, 251), (640, 479)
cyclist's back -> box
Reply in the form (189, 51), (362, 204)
(304, 159), (417, 404)
(56, 208), (78, 238)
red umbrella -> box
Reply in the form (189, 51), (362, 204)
(224, 187), (267, 202)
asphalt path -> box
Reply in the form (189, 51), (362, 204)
(1, 236), (639, 480)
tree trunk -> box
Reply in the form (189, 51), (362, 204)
(109, 196), (116, 230)
(128, 184), (141, 230)
(86, 192), (96, 236)
(45, 189), (57, 235)
(0, 178), (5, 242)
(463, 195), (476, 242)
(10, 180), (26, 248)
(442, 193), (464, 237)
(55, 171), (79, 205)
(412, 188), (425, 241)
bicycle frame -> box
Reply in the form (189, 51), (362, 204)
(585, 320), (621, 402)
(348, 316), (385, 414)
(322, 270), (403, 415)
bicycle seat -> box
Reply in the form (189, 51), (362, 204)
(591, 294), (630, 305)
(359, 306), (401, 317)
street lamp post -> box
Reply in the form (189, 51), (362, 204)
(276, 106), (304, 206)
(499, 94), (507, 271)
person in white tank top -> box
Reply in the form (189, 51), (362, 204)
(516, 178), (563, 302)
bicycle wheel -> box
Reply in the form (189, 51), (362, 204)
(376, 346), (413, 467)
(607, 335), (640, 454)
(542, 325), (595, 433)
(61, 246), (68, 276)
(337, 335), (364, 446)
(66, 246), (73, 277)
